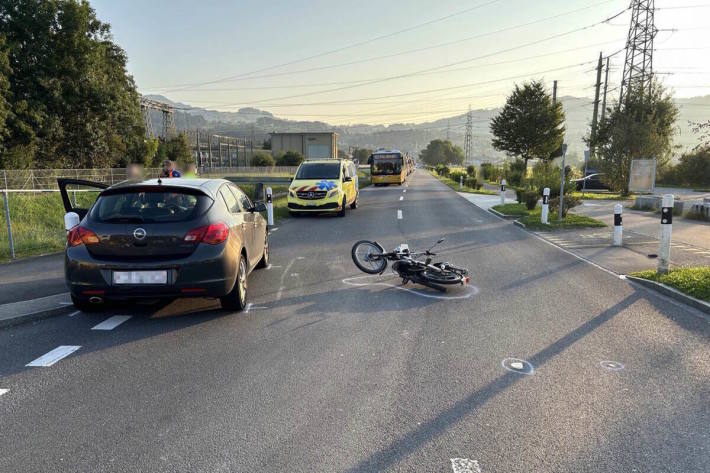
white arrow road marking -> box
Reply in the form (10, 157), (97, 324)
(91, 315), (132, 331)
(26, 345), (81, 367)
(451, 458), (482, 473)
(68, 310), (81, 317)
(0, 389), (9, 397)
(397, 210), (403, 220)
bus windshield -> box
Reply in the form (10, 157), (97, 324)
(371, 153), (403, 175)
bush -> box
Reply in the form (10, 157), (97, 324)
(449, 170), (467, 184)
(550, 195), (581, 217)
(435, 164), (450, 177)
(250, 151), (275, 167)
(522, 190), (539, 210)
(275, 151), (304, 166)
(466, 165), (477, 178)
(481, 162), (500, 181)
(464, 176), (478, 189)
(531, 161), (574, 198)
(505, 158), (527, 186)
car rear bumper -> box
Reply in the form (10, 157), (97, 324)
(65, 244), (237, 300)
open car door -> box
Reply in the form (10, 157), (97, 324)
(57, 179), (109, 219)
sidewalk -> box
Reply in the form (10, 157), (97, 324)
(457, 192), (516, 210)
(0, 253), (65, 305)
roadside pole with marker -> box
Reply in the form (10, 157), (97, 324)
(500, 179), (506, 206)
(658, 194), (674, 274)
(541, 187), (550, 224)
(459, 175), (463, 191)
(266, 186), (274, 228)
(613, 204), (623, 246)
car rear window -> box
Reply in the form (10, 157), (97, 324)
(90, 189), (213, 223)
(295, 163), (341, 180)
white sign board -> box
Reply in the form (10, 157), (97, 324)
(628, 159), (657, 193)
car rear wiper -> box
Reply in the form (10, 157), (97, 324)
(103, 216), (145, 223)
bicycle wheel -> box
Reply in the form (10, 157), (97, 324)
(422, 268), (466, 285)
(351, 240), (387, 274)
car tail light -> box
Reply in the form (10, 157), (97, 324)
(184, 222), (229, 245)
(67, 226), (99, 247)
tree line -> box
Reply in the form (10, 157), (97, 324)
(0, 0), (160, 169)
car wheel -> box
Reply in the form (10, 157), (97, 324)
(220, 254), (248, 311)
(70, 294), (103, 313)
(338, 197), (346, 217)
(256, 233), (269, 269)
(350, 194), (358, 209)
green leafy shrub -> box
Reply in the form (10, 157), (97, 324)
(449, 170), (467, 184)
(250, 151), (275, 167)
(549, 195), (581, 217)
(505, 158), (527, 186)
(464, 176), (478, 189)
(466, 165), (477, 177)
(275, 151), (304, 166)
(522, 190), (539, 210)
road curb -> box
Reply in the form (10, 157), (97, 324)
(488, 208), (518, 220)
(625, 275), (710, 316)
(0, 305), (72, 329)
(513, 219), (526, 228)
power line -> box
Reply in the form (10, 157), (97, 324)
(148, 0), (504, 91)
(148, 0), (619, 92)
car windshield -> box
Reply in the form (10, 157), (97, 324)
(295, 163), (341, 180)
(90, 189), (212, 223)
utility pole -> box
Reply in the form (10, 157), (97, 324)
(584, 52), (604, 197)
(552, 80), (557, 104)
(600, 56), (610, 123)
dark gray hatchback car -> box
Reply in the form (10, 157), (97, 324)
(59, 178), (269, 312)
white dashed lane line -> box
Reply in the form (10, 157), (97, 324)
(403, 189), (407, 193)
(26, 345), (82, 367)
(451, 458), (482, 473)
(68, 310), (81, 317)
(0, 388), (9, 397)
(399, 196), (404, 201)
(397, 210), (403, 220)
(91, 315), (132, 331)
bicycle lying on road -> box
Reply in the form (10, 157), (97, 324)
(351, 238), (469, 292)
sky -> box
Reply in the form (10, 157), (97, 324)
(92, 0), (710, 125)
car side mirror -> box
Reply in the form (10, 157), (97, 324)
(64, 212), (80, 232)
(343, 176), (352, 182)
(252, 202), (267, 213)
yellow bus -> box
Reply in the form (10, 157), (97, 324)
(368, 150), (407, 185)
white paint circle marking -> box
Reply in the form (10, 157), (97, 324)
(502, 357), (534, 375)
(342, 274), (479, 300)
(600, 360), (624, 371)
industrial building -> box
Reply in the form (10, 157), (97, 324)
(269, 132), (338, 160)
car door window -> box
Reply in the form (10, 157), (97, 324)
(219, 186), (240, 214)
(230, 185), (253, 211)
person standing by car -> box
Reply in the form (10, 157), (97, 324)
(183, 163), (198, 178)
(160, 160), (182, 178)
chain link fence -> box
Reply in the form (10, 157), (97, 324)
(0, 166), (299, 260)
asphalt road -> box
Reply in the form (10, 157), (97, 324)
(1, 171), (708, 472)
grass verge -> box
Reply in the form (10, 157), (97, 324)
(630, 267), (710, 302)
(570, 191), (635, 201)
(518, 207), (606, 231)
(491, 203), (529, 216)
(431, 172), (497, 195)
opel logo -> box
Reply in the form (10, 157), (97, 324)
(308, 192), (315, 199)
(133, 228), (147, 240)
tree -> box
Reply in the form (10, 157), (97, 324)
(490, 80), (565, 166)
(0, 35), (10, 152)
(590, 80), (678, 194)
(151, 135), (192, 167)
(276, 150), (304, 166)
(419, 139), (464, 166)
(337, 148), (349, 159)
(250, 151), (275, 167)
(352, 148), (372, 164)
(0, 0), (145, 168)
(690, 120), (710, 150)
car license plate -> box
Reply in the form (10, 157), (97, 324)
(113, 270), (167, 285)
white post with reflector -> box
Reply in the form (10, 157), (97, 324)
(541, 187), (550, 225)
(500, 179), (507, 206)
(459, 175), (463, 190)
(658, 194), (674, 274)
(266, 187), (274, 227)
(613, 204), (623, 246)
